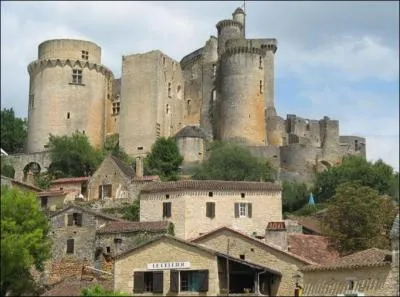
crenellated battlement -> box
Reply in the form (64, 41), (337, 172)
(221, 46), (265, 59)
(27, 58), (113, 77)
(216, 19), (244, 32)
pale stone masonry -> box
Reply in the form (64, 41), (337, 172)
(139, 180), (282, 240)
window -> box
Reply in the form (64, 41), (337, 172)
(72, 69), (83, 84)
(211, 89), (216, 101)
(29, 94), (34, 109)
(177, 270), (209, 292)
(162, 56), (166, 65)
(41, 197), (48, 208)
(206, 202), (215, 218)
(112, 102), (120, 115)
(259, 80), (263, 94)
(81, 50), (89, 60)
(114, 238), (122, 251)
(212, 64), (216, 77)
(165, 194), (170, 199)
(98, 184), (112, 199)
(241, 193), (245, 198)
(134, 271), (163, 293)
(166, 104), (170, 114)
(137, 146), (143, 151)
(163, 202), (171, 218)
(187, 99), (191, 114)
(67, 212), (82, 226)
(106, 246), (111, 253)
(168, 82), (171, 97)
(67, 112), (70, 119)
(234, 203), (252, 218)
(354, 140), (359, 151)
(240, 254), (245, 260)
(259, 56), (263, 69)
(66, 239), (74, 254)
(208, 192), (213, 197)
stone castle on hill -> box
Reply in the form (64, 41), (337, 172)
(21, 7), (365, 183)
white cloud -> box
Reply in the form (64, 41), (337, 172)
(366, 135), (399, 172)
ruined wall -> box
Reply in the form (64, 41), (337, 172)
(266, 115), (286, 147)
(218, 47), (266, 145)
(339, 136), (366, 158)
(177, 137), (205, 164)
(26, 39), (113, 153)
(120, 51), (184, 156)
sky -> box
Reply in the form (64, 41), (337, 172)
(1, 1), (399, 171)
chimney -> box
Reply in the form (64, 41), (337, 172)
(135, 156), (143, 178)
(265, 222), (288, 251)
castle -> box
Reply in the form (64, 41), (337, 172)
(24, 7), (366, 183)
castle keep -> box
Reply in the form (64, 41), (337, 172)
(22, 7), (366, 183)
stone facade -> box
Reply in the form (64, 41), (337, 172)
(13, 6), (367, 185)
(113, 234), (282, 296)
(191, 227), (313, 296)
(139, 180), (282, 239)
(87, 155), (134, 201)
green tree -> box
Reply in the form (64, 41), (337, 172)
(322, 182), (397, 256)
(47, 132), (105, 178)
(122, 198), (140, 221)
(314, 156), (398, 203)
(0, 108), (27, 154)
(80, 284), (128, 296)
(144, 137), (183, 181)
(0, 157), (15, 178)
(34, 172), (54, 190)
(103, 133), (133, 165)
(282, 181), (309, 213)
(193, 141), (275, 181)
(1, 187), (52, 296)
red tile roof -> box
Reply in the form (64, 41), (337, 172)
(132, 175), (160, 182)
(191, 226), (314, 265)
(267, 221), (286, 231)
(1, 175), (42, 192)
(37, 190), (68, 197)
(96, 220), (169, 234)
(301, 248), (391, 272)
(141, 180), (282, 193)
(49, 205), (122, 222)
(287, 234), (340, 265)
(51, 177), (89, 184)
(287, 215), (322, 235)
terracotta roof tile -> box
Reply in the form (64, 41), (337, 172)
(301, 248), (391, 272)
(51, 177), (89, 184)
(1, 175), (42, 192)
(38, 190), (68, 197)
(287, 215), (322, 235)
(49, 205), (122, 222)
(96, 220), (169, 234)
(191, 226), (314, 265)
(287, 234), (340, 265)
(141, 180), (282, 194)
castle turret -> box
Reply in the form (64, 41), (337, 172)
(26, 39), (114, 153)
(216, 17), (244, 56)
(218, 46), (266, 145)
(232, 7), (246, 35)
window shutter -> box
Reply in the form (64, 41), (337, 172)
(76, 213), (83, 226)
(206, 202), (211, 218)
(211, 203), (215, 218)
(234, 203), (239, 218)
(167, 202), (172, 218)
(198, 270), (209, 292)
(153, 271), (164, 293)
(163, 203), (167, 217)
(98, 185), (102, 199)
(66, 239), (74, 254)
(67, 214), (73, 226)
(247, 203), (252, 218)
(133, 271), (144, 293)
(170, 270), (179, 292)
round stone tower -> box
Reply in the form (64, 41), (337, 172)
(216, 17), (244, 56)
(218, 46), (266, 145)
(26, 39), (114, 153)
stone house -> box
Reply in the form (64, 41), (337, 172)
(301, 248), (395, 296)
(49, 176), (89, 201)
(87, 155), (135, 201)
(38, 189), (68, 211)
(95, 220), (169, 258)
(1, 175), (42, 193)
(139, 180), (282, 239)
(191, 226), (314, 296)
(113, 234), (284, 296)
